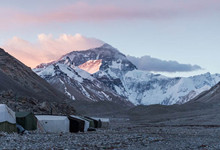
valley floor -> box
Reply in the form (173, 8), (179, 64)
(1, 119), (220, 150)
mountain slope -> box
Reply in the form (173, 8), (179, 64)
(190, 81), (220, 103)
(78, 59), (102, 74)
(0, 48), (75, 114)
(34, 44), (220, 105)
(55, 43), (137, 96)
(34, 61), (132, 107)
(122, 71), (220, 105)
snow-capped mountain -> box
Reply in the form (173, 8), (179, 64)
(122, 71), (220, 105)
(34, 57), (132, 106)
(34, 43), (220, 105)
(190, 80), (220, 103)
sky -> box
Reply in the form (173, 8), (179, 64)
(0, 0), (220, 77)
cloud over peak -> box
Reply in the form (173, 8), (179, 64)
(127, 55), (202, 73)
(2, 33), (202, 73)
(2, 34), (104, 68)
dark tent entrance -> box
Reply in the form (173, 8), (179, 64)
(84, 116), (102, 128)
(68, 116), (85, 133)
(16, 112), (37, 130)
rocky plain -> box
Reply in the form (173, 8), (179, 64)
(1, 118), (220, 150)
(1, 92), (220, 150)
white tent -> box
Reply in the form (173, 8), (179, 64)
(70, 115), (89, 132)
(92, 117), (110, 128)
(92, 117), (110, 123)
(0, 104), (17, 132)
(0, 104), (16, 124)
(36, 115), (69, 133)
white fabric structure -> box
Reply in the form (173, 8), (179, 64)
(92, 117), (110, 123)
(0, 104), (16, 124)
(36, 115), (69, 133)
(70, 115), (89, 132)
(92, 117), (110, 128)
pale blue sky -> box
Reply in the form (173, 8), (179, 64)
(0, 0), (220, 77)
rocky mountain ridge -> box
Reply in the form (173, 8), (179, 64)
(0, 48), (75, 114)
(34, 44), (220, 105)
(34, 61), (133, 107)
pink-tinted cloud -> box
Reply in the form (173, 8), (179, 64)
(2, 34), (104, 68)
(1, 0), (220, 29)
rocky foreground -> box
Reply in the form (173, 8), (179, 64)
(1, 119), (220, 150)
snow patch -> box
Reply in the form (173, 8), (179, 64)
(110, 60), (122, 70)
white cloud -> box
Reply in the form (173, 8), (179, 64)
(2, 34), (104, 68)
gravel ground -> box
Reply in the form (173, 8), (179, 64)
(1, 120), (220, 150)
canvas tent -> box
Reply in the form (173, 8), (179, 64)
(36, 115), (69, 133)
(79, 116), (95, 128)
(84, 116), (102, 128)
(68, 115), (89, 132)
(92, 117), (109, 128)
(16, 112), (37, 130)
(0, 104), (17, 132)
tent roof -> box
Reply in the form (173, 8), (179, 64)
(36, 115), (68, 120)
(92, 117), (110, 122)
(0, 104), (16, 124)
(80, 116), (93, 122)
(69, 115), (88, 122)
(16, 112), (33, 118)
(84, 116), (98, 122)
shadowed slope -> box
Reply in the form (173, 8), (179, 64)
(0, 48), (75, 114)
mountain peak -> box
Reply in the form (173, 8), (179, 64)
(54, 43), (137, 72)
(98, 43), (119, 51)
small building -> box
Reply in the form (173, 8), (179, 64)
(68, 115), (89, 132)
(84, 116), (102, 128)
(0, 104), (17, 133)
(16, 112), (37, 130)
(92, 117), (110, 128)
(36, 115), (69, 133)
(79, 116), (95, 128)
